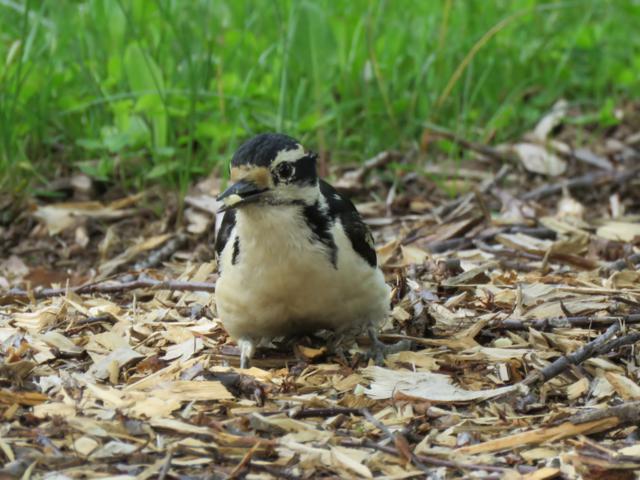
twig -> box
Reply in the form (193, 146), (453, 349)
(247, 461), (299, 480)
(458, 400), (640, 456)
(425, 237), (472, 253)
(522, 167), (640, 201)
(157, 450), (173, 480)
(475, 239), (598, 269)
(334, 151), (402, 190)
(359, 151), (403, 179)
(423, 124), (514, 164)
(259, 407), (363, 419)
(474, 239), (542, 261)
(522, 323), (622, 386)
(133, 233), (188, 271)
(421, 225), (555, 252)
(290, 407), (363, 419)
(595, 330), (640, 354)
(360, 408), (394, 440)
(434, 164), (510, 220)
(604, 253), (640, 273)
(340, 439), (509, 474)
(3, 278), (216, 301)
(496, 313), (640, 331)
(571, 147), (613, 171)
(493, 259), (538, 272)
(229, 441), (261, 478)
(567, 400), (640, 426)
(497, 226), (557, 239)
(360, 408), (429, 473)
(376, 333), (459, 347)
(70, 314), (117, 327)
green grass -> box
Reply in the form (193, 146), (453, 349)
(0, 0), (639, 194)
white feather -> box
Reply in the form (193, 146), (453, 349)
(215, 204), (390, 343)
(271, 144), (306, 167)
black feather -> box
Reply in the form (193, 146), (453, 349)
(232, 236), (240, 265)
(274, 153), (318, 187)
(290, 153), (318, 186)
(232, 133), (300, 168)
(218, 135), (376, 270)
(215, 209), (236, 266)
(320, 180), (377, 267)
(303, 201), (338, 268)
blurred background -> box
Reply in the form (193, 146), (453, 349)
(0, 0), (638, 194)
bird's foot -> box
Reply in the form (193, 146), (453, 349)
(366, 327), (411, 366)
(327, 343), (352, 367)
(323, 332), (353, 366)
(238, 337), (255, 369)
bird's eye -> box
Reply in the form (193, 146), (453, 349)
(275, 162), (294, 180)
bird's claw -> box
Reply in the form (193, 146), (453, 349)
(366, 338), (412, 366)
(366, 327), (411, 365)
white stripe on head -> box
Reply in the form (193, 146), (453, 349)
(270, 184), (319, 205)
(271, 143), (306, 168)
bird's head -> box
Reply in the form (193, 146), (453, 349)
(217, 133), (319, 211)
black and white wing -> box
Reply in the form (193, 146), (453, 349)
(319, 180), (377, 267)
(214, 209), (238, 268)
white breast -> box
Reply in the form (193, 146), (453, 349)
(215, 205), (390, 342)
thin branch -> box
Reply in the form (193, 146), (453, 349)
(595, 331), (640, 354)
(496, 313), (640, 331)
(360, 408), (429, 473)
(291, 407), (363, 419)
(423, 124), (514, 164)
(133, 233), (188, 271)
(229, 442), (260, 478)
(3, 278), (216, 301)
(522, 323), (622, 386)
(334, 151), (403, 191)
(458, 400), (640, 456)
(64, 315), (120, 335)
(157, 450), (173, 480)
(247, 461), (299, 480)
(434, 164), (510, 220)
(475, 239), (598, 270)
(604, 253), (640, 273)
(567, 400), (640, 426)
(260, 407), (363, 419)
(522, 167), (640, 201)
(415, 225), (555, 251)
(340, 439), (509, 474)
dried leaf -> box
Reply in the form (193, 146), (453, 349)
(596, 221), (640, 242)
(512, 143), (567, 176)
(400, 245), (428, 266)
(533, 100), (568, 140)
(88, 347), (144, 380)
(363, 366), (519, 403)
(605, 372), (640, 400)
(89, 440), (137, 459)
(33, 200), (137, 235)
(161, 338), (204, 362)
(330, 446), (373, 478)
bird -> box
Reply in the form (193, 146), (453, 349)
(214, 133), (409, 368)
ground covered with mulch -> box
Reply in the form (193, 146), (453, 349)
(1, 101), (640, 479)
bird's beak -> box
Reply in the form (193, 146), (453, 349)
(217, 179), (269, 212)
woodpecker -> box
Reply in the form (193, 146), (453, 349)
(215, 133), (408, 368)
